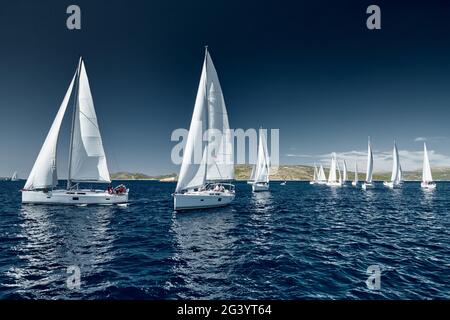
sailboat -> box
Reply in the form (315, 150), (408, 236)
(383, 140), (401, 188)
(309, 164), (318, 185)
(421, 142), (436, 190)
(247, 164), (256, 184)
(317, 165), (327, 184)
(173, 47), (235, 211)
(352, 161), (359, 186)
(362, 137), (374, 190)
(342, 160), (348, 184)
(326, 153), (342, 187)
(22, 57), (128, 205)
(251, 129), (270, 192)
(11, 171), (19, 181)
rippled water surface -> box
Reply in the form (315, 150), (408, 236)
(0, 181), (449, 299)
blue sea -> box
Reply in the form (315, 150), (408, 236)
(0, 180), (448, 300)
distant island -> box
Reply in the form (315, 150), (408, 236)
(111, 165), (450, 182)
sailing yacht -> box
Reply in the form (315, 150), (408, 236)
(173, 47), (235, 211)
(317, 165), (327, 184)
(22, 57), (128, 205)
(362, 137), (374, 190)
(421, 142), (436, 190)
(326, 153), (342, 187)
(383, 141), (401, 188)
(251, 129), (270, 192)
(352, 161), (359, 186)
(11, 171), (19, 181)
(342, 160), (348, 185)
(309, 164), (318, 185)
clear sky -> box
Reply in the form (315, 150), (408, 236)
(1, 0), (450, 178)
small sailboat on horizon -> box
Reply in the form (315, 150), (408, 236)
(352, 161), (359, 186)
(326, 153), (343, 187)
(11, 171), (19, 181)
(421, 142), (436, 190)
(250, 129), (270, 192)
(22, 57), (128, 205)
(173, 47), (235, 211)
(383, 140), (402, 189)
(309, 164), (318, 185)
(362, 137), (374, 190)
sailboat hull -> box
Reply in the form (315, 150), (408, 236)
(252, 182), (269, 192)
(362, 182), (374, 190)
(383, 181), (400, 189)
(326, 182), (343, 187)
(351, 181), (359, 186)
(21, 189), (128, 205)
(421, 182), (436, 190)
(174, 191), (235, 211)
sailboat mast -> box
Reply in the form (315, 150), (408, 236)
(67, 57), (82, 190)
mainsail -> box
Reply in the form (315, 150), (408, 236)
(423, 142), (433, 183)
(342, 160), (348, 182)
(354, 161), (359, 183)
(254, 129), (270, 184)
(365, 138), (373, 183)
(176, 48), (234, 192)
(389, 141), (400, 183)
(318, 165), (326, 182)
(68, 60), (110, 185)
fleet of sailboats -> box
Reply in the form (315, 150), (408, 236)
(173, 47), (235, 211)
(21, 57), (128, 205)
(12, 52), (443, 210)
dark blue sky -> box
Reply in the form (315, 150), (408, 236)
(2, 0), (450, 177)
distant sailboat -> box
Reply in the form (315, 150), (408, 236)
(174, 47), (235, 210)
(310, 164), (318, 185)
(11, 171), (19, 181)
(383, 140), (401, 188)
(352, 161), (359, 186)
(342, 160), (348, 184)
(317, 165), (327, 184)
(421, 142), (436, 190)
(362, 137), (374, 190)
(326, 153), (342, 187)
(251, 129), (270, 192)
(22, 57), (128, 205)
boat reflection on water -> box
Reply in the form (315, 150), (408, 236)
(169, 209), (237, 299)
(5, 205), (117, 298)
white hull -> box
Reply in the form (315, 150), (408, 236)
(362, 182), (374, 190)
(252, 182), (269, 192)
(174, 191), (235, 211)
(22, 189), (128, 205)
(383, 181), (400, 189)
(351, 181), (359, 186)
(421, 182), (436, 190)
(317, 181), (327, 185)
(280, 182), (286, 186)
(326, 181), (343, 187)
(309, 181), (316, 185)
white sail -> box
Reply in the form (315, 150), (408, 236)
(249, 164), (256, 182)
(328, 153), (337, 183)
(176, 48), (233, 192)
(398, 164), (403, 183)
(24, 72), (77, 190)
(313, 164), (318, 181)
(69, 61), (110, 184)
(337, 160), (342, 184)
(365, 138), (373, 183)
(11, 172), (18, 181)
(318, 165), (326, 182)
(204, 51), (234, 182)
(390, 142), (399, 183)
(254, 129), (270, 183)
(423, 142), (433, 183)
(342, 160), (348, 182)
(176, 57), (208, 192)
(354, 162), (359, 183)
